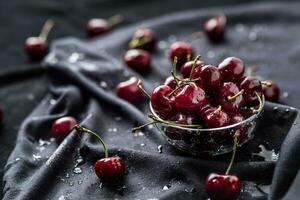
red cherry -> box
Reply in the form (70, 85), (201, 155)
(205, 173), (241, 200)
(216, 82), (244, 114)
(168, 42), (195, 69)
(230, 113), (244, 124)
(94, 156), (125, 181)
(262, 80), (280, 102)
(192, 64), (222, 91)
(238, 76), (262, 106)
(201, 107), (229, 128)
(174, 84), (207, 112)
(180, 60), (204, 78)
(163, 76), (177, 90)
(51, 117), (77, 141)
(218, 57), (245, 82)
(203, 15), (226, 42)
(24, 37), (48, 60)
(123, 49), (151, 73)
(171, 112), (198, 125)
(116, 77), (143, 103)
(129, 28), (157, 51)
(86, 18), (111, 37)
(150, 85), (174, 119)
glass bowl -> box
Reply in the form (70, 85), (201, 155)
(150, 96), (265, 156)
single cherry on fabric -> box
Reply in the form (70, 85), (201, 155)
(262, 80), (280, 102)
(86, 15), (123, 37)
(128, 28), (157, 51)
(52, 116), (77, 142)
(203, 15), (227, 42)
(168, 42), (195, 69)
(123, 49), (151, 73)
(180, 60), (204, 78)
(150, 85), (174, 119)
(116, 77), (143, 103)
(24, 19), (54, 61)
(218, 57), (245, 82)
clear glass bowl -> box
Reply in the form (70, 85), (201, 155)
(150, 96), (265, 156)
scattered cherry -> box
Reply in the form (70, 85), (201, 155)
(129, 28), (157, 51)
(180, 60), (204, 78)
(218, 57), (245, 82)
(123, 49), (151, 73)
(52, 116), (77, 141)
(201, 106), (230, 128)
(150, 85), (174, 119)
(238, 76), (262, 106)
(164, 76), (177, 90)
(25, 19), (54, 60)
(192, 64), (222, 91)
(116, 77), (143, 103)
(262, 80), (280, 102)
(86, 15), (123, 37)
(203, 15), (227, 42)
(168, 42), (195, 69)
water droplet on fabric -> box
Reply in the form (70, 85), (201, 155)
(158, 41), (167, 49)
(78, 180), (83, 185)
(66, 173), (70, 178)
(69, 181), (74, 186)
(73, 167), (82, 174)
(162, 184), (171, 191)
(207, 51), (215, 59)
(33, 154), (42, 161)
(184, 187), (196, 193)
(157, 145), (163, 153)
(249, 31), (258, 41)
(282, 92), (289, 98)
(100, 81), (108, 89)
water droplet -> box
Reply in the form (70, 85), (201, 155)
(33, 154), (42, 161)
(89, 166), (94, 173)
(78, 180), (83, 185)
(235, 24), (246, 32)
(142, 187), (146, 190)
(115, 116), (122, 121)
(112, 128), (118, 132)
(99, 182), (103, 188)
(108, 128), (113, 132)
(252, 145), (278, 161)
(49, 99), (57, 105)
(69, 181), (74, 186)
(157, 145), (163, 153)
(100, 81), (108, 89)
(158, 41), (167, 50)
(184, 187), (196, 193)
(15, 158), (20, 162)
(282, 92), (289, 98)
(58, 195), (66, 200)
(249, 31), (258, 41)
(66, 173), (70, 178)
(68, 52), (84, 63)
(273, 106), (278, 112)
(163, 184), (171, 191)
(140, 143), (145, 147)
(207, 51), (215, 59)
(50, 138), (56, 142)
(38, 139), (51, 146)
(73, 167), (82, 174)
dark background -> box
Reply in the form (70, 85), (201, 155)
(0, 0), (298, 198)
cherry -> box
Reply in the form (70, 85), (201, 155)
(24, 20), (54, 60)
(230, 113), (244, 124)
(74, 125), (125, 181)
(174, 83), (207, 112)
(205, 173), (242, 200)
(150, 85), (174, 119)
(128, 28), (157, 51)
(164, 76), (177, 90)
(171, 112), (198, 125)
(86, 15), (123, 37)
(218, 57), (245, 82)
(180, 60), (204, 78)
(216, 82), (244, 114)
(192, 64), (221, 91)
(203, 15), (227, 42)
(262, 80), (280, 102)
(238, 76), (262, 106)
(168, 42), (195, 69)
(116, 77), (143, 103)
(123, 49), (151, 73)
(201, 106), (230, 128)
(51, 116), (77, 141)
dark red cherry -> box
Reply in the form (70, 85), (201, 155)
(52, 116), (77, 141)
(168, 42), (195, 69)
(192, 64), (221, 91)
(116, 77), (143, 103)
(201, 107), (229, 128)
(174, 84), (207, 112)
(180, 60), (204, 78)
(216, 82), (244, 114)
(218, 57), (245, 82)
(230, 113), (244, 124)
(262, 80), (280, 102)
(24, 37), (48, 60)
(94, 156), (125, 181)
(171, 113), (198, 125)
(129, 28), (157, 51)
(86, 18), (111, 37)
(238, 76), (262, 106)
(150, 85), (174, 119)
(205, 173), (242, 200)
(123, 49), (151, 73)
(164, 76), (177, 89)
(203, 15), (226, 42)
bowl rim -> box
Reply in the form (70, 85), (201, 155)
(149, 95), (265, 132)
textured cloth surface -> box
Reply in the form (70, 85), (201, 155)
(2, 1), (300, 200)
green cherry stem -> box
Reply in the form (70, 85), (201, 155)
(225, 129), (240, 175)
(188, 55), (201, 80)
(251, 91), (263, 113)
(171, 56), (182, 83)
(137, 80), (151, 99)
(39, 19), (54, 42)
(107, 14), (123, 26)
(227, 89), (244, 101)
(148, 114), (202, 128)
(74, 125), (109, 158)
(131, 121), (156, 132)
(129, 36), (152, 49)
(261, 81), (272, 86)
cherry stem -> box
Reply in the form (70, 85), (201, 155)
(251, 91), (263, 113)
(148, 114), (202, 128)
(39, 19), (54, 41)
(187, 54), (192, 62)
(74, 125), (109, 158)
(225, 129), (240, 175)
(214, 105), (222, 113)
(261, 81), (272, 86)
(137, 80), (150, 99)
(189, 55), (201, 80)
(131, 121), (156, 132)
(218, 13), (227, 25)
(167, 82), (190, 97)
(227, 89), (244, 101)
(107, 14), (123, 26)
(129, 36), (152, 49)
(171, 56), (182, 83)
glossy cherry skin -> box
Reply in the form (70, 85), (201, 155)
(150, 85), (174, 119)
(130, 28), (157, 51)
(230, 113), (244, 124)
(238, 76), (262, 106)
(123, 49), (151, 73)
(164, 76), (177, 89)
(203, 15), (226, 42)
(180, 60), (204, 78)
(116, 77), (143, 103)
(218, 57), (245, 82)
(201, 107), (230, 128)
(171, 112), (198, 125)
(86, 18), (111, 37)
(216, 82), (244, 114)
(168, 42), (195, 69)
(174, 84), (207, 112)
(192, 64), (221, 91)
(94, 156), (125, 181)
(205, 173), (242, 200)
(52, 117), (77, 141)
(24, 37), (48, 60)
(262, 80), (280, 102)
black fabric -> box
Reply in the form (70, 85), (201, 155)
(2, 1), (300, 200)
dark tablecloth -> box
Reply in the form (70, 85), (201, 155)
(1, 0), (300, 199)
